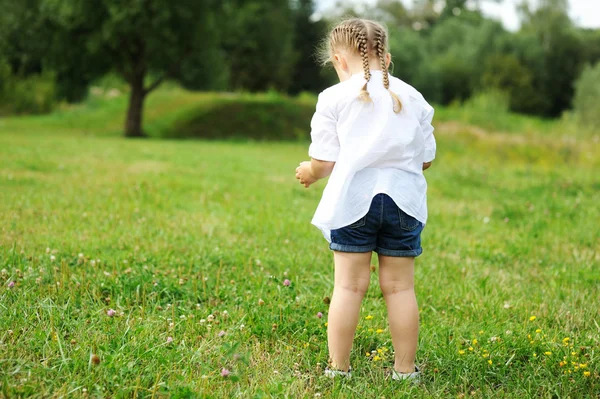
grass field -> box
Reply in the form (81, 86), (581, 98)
(1, 88), (599, 398)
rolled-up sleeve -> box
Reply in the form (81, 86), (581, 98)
(308, 93), (339, 162)
(420, 103), (436, 163)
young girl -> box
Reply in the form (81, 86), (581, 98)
(295, 18), (436, 381)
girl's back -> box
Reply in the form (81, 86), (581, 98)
(310, 71), (435, 240)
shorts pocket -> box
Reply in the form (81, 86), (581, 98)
(348, 215), (367, 229)
(398, 209), (420, 231)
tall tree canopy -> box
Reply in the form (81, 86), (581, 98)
(40, 0), (220, 137)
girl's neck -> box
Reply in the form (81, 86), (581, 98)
(346, 58), (383, 75)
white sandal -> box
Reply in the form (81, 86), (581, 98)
(324, 367), (352, 379)
(391, 366), (421, 382)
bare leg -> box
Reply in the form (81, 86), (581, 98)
(378, 255), (418, 373)
(327, 251), (372, 371)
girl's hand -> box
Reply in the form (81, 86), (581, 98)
(296, 161), (318, 188)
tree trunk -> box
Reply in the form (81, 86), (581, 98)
(125, 73), (146, 138)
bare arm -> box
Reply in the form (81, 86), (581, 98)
(310, 158), (336, 179)
(423, 162), (433, 171)
(295, 158), (336, 188)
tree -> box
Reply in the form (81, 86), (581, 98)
(480, 54), (537, 113)
(41, 0), (219, 137)
(289, 0), (329, 94)
(220, 0), (296, 92)
(428, 17), (506, 104)
(517, 0), (585, 116)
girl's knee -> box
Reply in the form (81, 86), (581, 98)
(379, 279), (413, 297)
(337, 277), (370, 296)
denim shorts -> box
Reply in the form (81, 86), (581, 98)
(329, 194), (424, 257)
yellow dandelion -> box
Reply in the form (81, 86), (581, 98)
(377, 349), (383, 354)
(483, 353), (489, 358)
(366, 352), (371, 357)
(479, 330), (484, 335)
(584, 371), (591, 377)
(580, 363), (588, 369)
(529, 316), (536, 321)
(530, 341), (535, 344)
(324, 322), (328, 327)
(376, 329), (385, 334)
(571, 352), (577, 356)
(533, 353), (537, 357)
(365, 315), (373, 320)
(528, 334), (532, 340)
(472, 339), (478, 345)
(468, 347), (474, 351)
(535, 329), (542, 333)
(574, 365), (580, 370)
(373, 355), (381, 361)
(544, 352), (552, 356)
(488, 360), (492, 365)
(562, 337), (570, 343)
(559, 361), (566, 367)
(459, 350), (465, 355)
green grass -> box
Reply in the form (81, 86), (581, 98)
(1, 87), (599, 398)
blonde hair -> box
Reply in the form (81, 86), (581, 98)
(319, 18), (402, 113)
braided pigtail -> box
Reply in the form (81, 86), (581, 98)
(375, 29), (402, 113)
(356, 25), (372, 104)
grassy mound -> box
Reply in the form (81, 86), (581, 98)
(165, 92), (316, 141)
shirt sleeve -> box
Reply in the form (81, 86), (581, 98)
(420, 102), (436, 163)
(308, 93), (340, 162)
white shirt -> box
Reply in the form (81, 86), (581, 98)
(308, 70), (436, 242)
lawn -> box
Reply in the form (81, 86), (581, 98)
(1, 88), (599, 398)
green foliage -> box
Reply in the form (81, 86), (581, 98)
(428, 17), (506, 104)
(581, 28), (600, 66)
(289, 0), (330, 94)
(480, 54), (538, 113)
(221, 0), (296, 92)
(517, 0), (585, 116)
(434, 49), (475, 104)
(388, 27), (442, 103)
(0, 59), (56, 115)
(1, 0), (600, 124)
(573, 62), (600, 129)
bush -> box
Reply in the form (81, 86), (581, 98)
(573, 62), (600, 129)
(0, 59), (57, 115)
(464, 90), (510, 114)
(481, 54), (540, 114)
